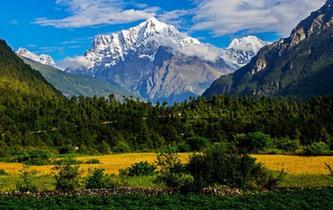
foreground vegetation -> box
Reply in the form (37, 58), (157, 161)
(0, 188), (333, 210)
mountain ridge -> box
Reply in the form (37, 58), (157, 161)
(63, 18), (268, 104)
(203, 0), (333, 98)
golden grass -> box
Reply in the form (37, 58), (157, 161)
(0, 154), (333, 176)
(254, 155), (333, 175)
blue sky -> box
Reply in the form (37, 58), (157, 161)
(0, 0), (325, 62)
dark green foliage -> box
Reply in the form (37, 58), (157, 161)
(12, 150), (50, 166)
(155, 146), (194, 190)
(1, 188), (333, 210)
(188, 143), (283, 191)
(58, 145), (74, 155)
(113, 142), (132, 153)
(53, 158), (83, 165)
(85, 159), (100, 164)
(15, 166), (38, 192)
(0, 169), (7, 176)
(98, 141), (111, 154)
(0, 40), (60, 98)
(237, 132), (273, 153)
(186, 137), (209, 151)
(119, 161), (156, 177)
(273, 137), (300, 152)
(303, 142), (331, 156)
(85, 168), (116, 189)
(53, 157), (81, 192)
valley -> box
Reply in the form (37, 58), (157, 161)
(1, 0), (333, 209)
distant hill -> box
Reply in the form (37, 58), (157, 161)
(20, 56), (134, 99)
(0, 40), (60, 98)
(204, 0), (333, 98)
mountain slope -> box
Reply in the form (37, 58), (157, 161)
(64, 18), (267, 104)
(203, 0), (333, 98)
(0, 40), (59, 98)
(19, 56), (134, 98)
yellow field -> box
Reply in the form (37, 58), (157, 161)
(0, 154), (333, 176)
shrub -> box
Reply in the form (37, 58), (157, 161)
(155, 146), (193, 191)
(186, 137), (209, 151)
(119, 161), (156, 177)
(0, 169), (8, 176)
(113, 141), (131, 153)
(98, 141), (111, 154)
(303, 142), (330, 156)
(16, 166), (38, 192)
(273, 137), (300, 152)
(85, 168), (116, 189)
(238, 132), (273, 153)
(58, 145), (74, 154)
(52, 157), (83, 165)
(13, 150), (50, 165)
(188, 143), (283, 191)
(53, 157), (81, 192)
(325, 163), (333, 180)
(85, 159), (101, 164)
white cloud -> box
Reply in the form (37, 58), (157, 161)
(34, 0), (158, 28)
(158, 9), (193, 29)
(58, 56), (93, 70)
(192, 0), (326, 36)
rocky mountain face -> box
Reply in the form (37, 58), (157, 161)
(16, 48), (56, 66)
(204, 0), (333, 98)
(64, 18), (267, 104)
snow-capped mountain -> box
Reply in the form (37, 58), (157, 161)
(64, 18), (268, 104)
(222, 36), (270, 69)
(16, 48), (56, 66)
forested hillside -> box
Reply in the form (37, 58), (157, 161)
(0, 40), (60, 98)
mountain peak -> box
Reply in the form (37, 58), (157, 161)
(228, 36), (268, 52)
(289, 0), (333, 46)
(16, 48), (55, 66)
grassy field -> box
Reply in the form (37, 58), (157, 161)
(1, 188), (333, 210)
(1, 153), (333, 176)
(0, 153), (332, 191)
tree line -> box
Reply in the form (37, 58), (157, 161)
(0, 93), (333, 156)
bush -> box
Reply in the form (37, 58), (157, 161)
(155, 146), (193, 191)
(238, 132), (273, 153)
(13, 150), (50, 165)
(52, 157), (83, 165)
(53, 157), (81, 192)
(119, 161), (156, 177)
(85, 168), (116, 189)
(85, 159), (101, 164)
(58, 145), (74, 154)
(188, 143), (283, 191)
(113, 142), (131, 153)
(0, 169), (8, 176)
(274, 137), (300, 152)
(303, 142), (330, 156)
(186, 137), (209, 151)
(98, 141), (111, 154)
(16, 166), (38, 192)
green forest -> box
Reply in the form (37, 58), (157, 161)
(1, 92), (333, 156)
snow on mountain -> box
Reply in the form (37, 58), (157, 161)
(64, 18), (268, 104)
(222, 36), (269, 69)
(227, 36), (269, 52)
(16, 48), (56, 66)
(76, 17), (211, 75)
